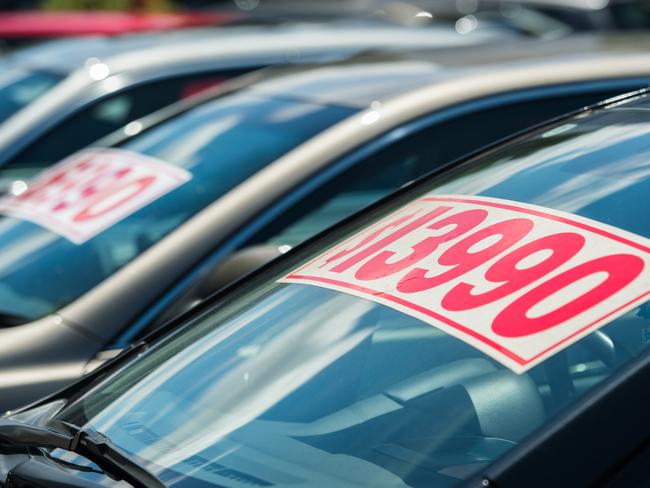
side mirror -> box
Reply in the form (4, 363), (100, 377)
(151, 244), (284, 328)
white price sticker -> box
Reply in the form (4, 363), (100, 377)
(0, 148), (191, 244)
(281, 195), (650, 373)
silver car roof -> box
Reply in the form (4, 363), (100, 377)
(3, 21), (506, 75)
(246, 33), (650, 108)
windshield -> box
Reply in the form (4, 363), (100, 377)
(49, 101), (650, 486)
(0, 67), (62, 122)
(0, 92), (353, 321)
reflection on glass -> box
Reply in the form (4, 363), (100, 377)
(0, 67), (62, 122)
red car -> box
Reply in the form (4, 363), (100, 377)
(0, 10), (236, 48)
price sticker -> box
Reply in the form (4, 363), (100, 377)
(281, 195), (650, 373)
(0, 148), (191, 244)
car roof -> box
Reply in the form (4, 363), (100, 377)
(4, 21), (506, 76)
(3, 29), (234, 75)
(246, 33), (650, 108)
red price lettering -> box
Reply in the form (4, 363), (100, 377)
(328, 206), (453, 273)
(442, 232), (585, 311)
(17, 158), (96, 204)
(492, 253), (644, 337)
(397, 218), (533, 293)
(52, 165), (131, 213)
(322, 211), (423, 269)
(73, 176), (156, 222)
(16, 158), (132, 215)
(355, 209), (488, 281)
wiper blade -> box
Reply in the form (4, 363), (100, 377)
(0, 418), (165, 488)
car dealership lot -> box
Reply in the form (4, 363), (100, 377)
(0, 2), (649, 486)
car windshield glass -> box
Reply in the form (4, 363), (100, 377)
(0, 67), (62, 122)
(0, 92), (354, 322)
(52, 101), (650, 486)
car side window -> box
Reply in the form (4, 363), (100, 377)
(2, 69), (254, 176)
(243, 89), (638, 249)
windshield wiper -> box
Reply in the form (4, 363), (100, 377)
(0, 418), (165, 488)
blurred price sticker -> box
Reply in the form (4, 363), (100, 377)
(281, 195), (650, 373)
(0, 148), (191, 244)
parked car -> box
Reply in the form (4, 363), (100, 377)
(0, 34), (649, 412)
(3, 86), (650, 488)
(0, 18), (498, 194)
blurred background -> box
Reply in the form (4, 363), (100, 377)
(3, 0), (650, 50)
